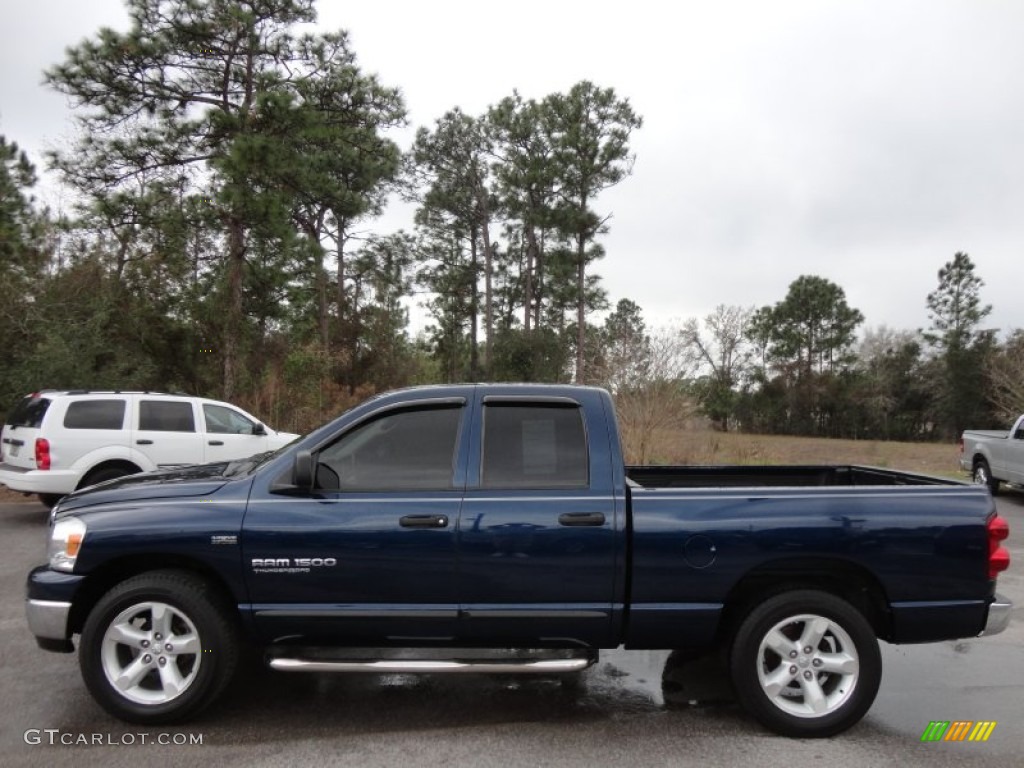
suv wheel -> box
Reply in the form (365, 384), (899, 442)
(38, 494), (64, 510)
(80, 466), (136, 490)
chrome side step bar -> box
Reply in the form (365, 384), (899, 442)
(269, 657), (594, 675)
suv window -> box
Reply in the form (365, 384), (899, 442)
(318, 406), (462, 491)
(6, 396), (51, 428)
(63, 400), (126, 430)
(203, 404), (257, 434)
(139, 401), (196, 432)
(482, 404), (588, 489)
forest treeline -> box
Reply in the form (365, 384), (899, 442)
(2, 1), (1021, 444)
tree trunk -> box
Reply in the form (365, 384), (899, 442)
(223, 215), (245, 400)
(481, 221), (493, 376)
(524, 224), (539, 333)
(299, 214), (329, 349)
(469, 229), (479, 379)
(335, 216), (349, 359)
(535, 229), (545, 330)
(311, 211), (328, 348)
(318, 254), (328, 348)
(575, 220), (587, 384)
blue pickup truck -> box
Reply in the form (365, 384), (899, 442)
(27, 384), (1012, 737)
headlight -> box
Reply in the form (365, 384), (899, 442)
(48, 517), (86, 573)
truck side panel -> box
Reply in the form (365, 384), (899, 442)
(624, 485), (996, 648)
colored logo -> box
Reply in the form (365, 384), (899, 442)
(921, 721), (997, 742)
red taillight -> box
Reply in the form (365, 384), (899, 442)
(34, 438), (50, 471)
(958, 437), (964, 455)
(988, 515), (1010, 580)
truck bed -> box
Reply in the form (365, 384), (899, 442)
(625, 464), (962, 489)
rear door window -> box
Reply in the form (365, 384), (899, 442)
(139, 401), (196, 432)
(481, 404), (588, 489)
(63, 400), (126, 430)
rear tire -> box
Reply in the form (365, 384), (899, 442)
(38, 493), (63, 510)
(729, 590), (881, 737)
(80, 465), (137, 490)
(973, 459), (1000, 495)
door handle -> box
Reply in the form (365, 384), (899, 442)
(558, 512), (606, 527)
(136, 439), (154, 445)
(208, 440), (224, 446)
(400, 514), (449, 528)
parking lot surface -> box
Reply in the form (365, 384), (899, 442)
(1, 493), (1021, 767)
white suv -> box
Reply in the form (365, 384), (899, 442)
(0, 390), (298, 508)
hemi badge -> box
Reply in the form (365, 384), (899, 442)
(211, 535), (237, 545)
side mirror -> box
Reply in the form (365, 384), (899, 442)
(293, 450), (314, 490)
(253, 423), (267, 436)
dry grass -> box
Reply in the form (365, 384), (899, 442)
(0, 486), (36, 503)
(624, 428), (965, 477)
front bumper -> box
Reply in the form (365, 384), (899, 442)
(980, 594), (1012, 637)
(26, 599), (73, 652)
(25, 565), (85, 652)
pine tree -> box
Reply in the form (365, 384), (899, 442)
(46, 1), (403, 398)
(541, 82), (641, 383)
(924, 252), (996, 435)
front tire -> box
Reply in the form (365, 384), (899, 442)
(729, 590), (881, 737)
(973, 460), (1001, 496)
(79, 570), (239, 724)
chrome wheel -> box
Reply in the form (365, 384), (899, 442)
(82, 571), (239, 723)
(973, 464), (989, 486)
(730, 590), (881, 737)
(756, 613), (859, 718)
(973, 460), (1000, 495)
(99, 600), (203, 706)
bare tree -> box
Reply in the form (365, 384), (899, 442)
(987, 329), (1024, 421)
(609, 328), (698, 464)
(680, 305), (754, 430)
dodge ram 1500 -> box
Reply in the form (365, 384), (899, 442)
(27, 384), (1012, 737)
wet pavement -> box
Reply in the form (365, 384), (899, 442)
(1, 492), (1021, 767)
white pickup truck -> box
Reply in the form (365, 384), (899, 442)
(960, 414), (1024, 495)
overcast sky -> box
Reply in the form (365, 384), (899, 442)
(3, 0), (1023, 337)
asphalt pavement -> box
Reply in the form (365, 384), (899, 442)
(0, 492), (1021, 768)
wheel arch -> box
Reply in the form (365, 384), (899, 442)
(68, 556), (239, 637)
(717, 558), (893, 644)
(76, 460), (144, 490)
